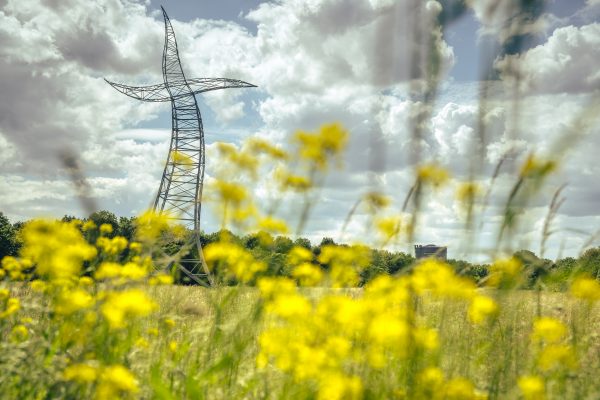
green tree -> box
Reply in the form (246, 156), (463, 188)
(118, 216), (137, 241)
(0, 212), (17, 260)
(293, 237), (312, 250)
(578, 247), (600, 279)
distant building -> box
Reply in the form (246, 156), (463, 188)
(415, 244), (447, 260)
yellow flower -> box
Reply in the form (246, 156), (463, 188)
(413, 327), (439, 350)
(257, 216), (289, 234)
(149, 273), (174, 285)
(0, 288), (9, 300)
(266, 293), (312, 319)
(55, 288), (95, 315)
(129, 242), (142, 254)
(0, 298), (20, 319)
(257, 277), (297, 300)
(30, 280), (47, 292)
(418, 366), (445, 388)
(99, 223), (113, 235)
(247, 138), (289, 160)
(171, 150), (194, 168)
(520, 154), (556, 179)
(213, 180), (247, 205)
(82, 220), (96, 232)
(532, 317), (567, 343)
(63, 363), (98, 383)
(288, 246), (313, 266)
(291, 262), (323, 286)
(411, 259), (476, 300)
(444, 377), (483, 400)
(368, 313), (410, 349)
(487, 257), (523, 288)
(456, 181), (480, 204)
(135, 337), (149, 349)
(417, 163), (450, 187)
(79, 276), (94, 286)
(10, 324), (28, 342)
(20, 220), (97, 281)
(1, 256), (23, 272)
(101, 289), (157, 329)
(96, 236), (128, 256)
(364, 191), (391, 212)
(537, 344), (577, 371)
(163, 318), (176, 328)
(317, 373), (362, 400)
(294, 123), (348, 170)
(135, 210), (170, 242)
(570, 276), (600, 301)
(204, 240), (266, 283)
(168, 341), (178, 353)
(318, 244), (371, 288)
(279, 172), (312, 192)
(96, 365), (139, 399)
(468, 295), (499, 324)
(94, 262), (121, 280)
(375, 216), (402, 242)
(518, 375), (545, 400)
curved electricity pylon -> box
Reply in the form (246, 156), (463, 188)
(106, 7), (256, 285)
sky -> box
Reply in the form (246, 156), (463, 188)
(0, 0), (599, 261)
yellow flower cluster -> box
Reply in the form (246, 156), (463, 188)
(257, 258), (489, 399)
(519, 154), (557, 179)
(318, 244), (371, 287)
(487, 257), (523, 289)
(417, 163), (450, 187)
(96, 236), (129, 256)
(294, 122), (348, 171)
(101, 289), (157, 329)
(529, 316), (577, 374)
(570, 276), (600, 301)
(204, 238), (267, 283)
(0, 289), (20, 319)
(20, 219), (97, 281)
(64, 363), (139, 399)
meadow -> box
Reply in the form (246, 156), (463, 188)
(2, 120), (600, 399)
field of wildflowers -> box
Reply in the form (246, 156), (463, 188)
(1, 122), (600, 400)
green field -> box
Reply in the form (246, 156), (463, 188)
(2, 280), (599, 399)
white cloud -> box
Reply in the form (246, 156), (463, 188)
(496, 23), (600, 94)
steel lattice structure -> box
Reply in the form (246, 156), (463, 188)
(106, 7), (255, 285)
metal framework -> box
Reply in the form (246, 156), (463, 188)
(106, 7), (255, 285)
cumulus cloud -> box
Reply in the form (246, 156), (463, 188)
(496, 23), (600, 94)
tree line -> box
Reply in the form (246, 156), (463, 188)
(1, 210), (599, 288)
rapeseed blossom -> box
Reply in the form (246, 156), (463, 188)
(532, 317), (567, 343)
(63, 363), (98, 383)
(54, 288), (94, 315)
(96, 365), (139, 399)
(468, 295), (499, 324)
(294, 123), (348, 170)
(417, 163), (450, 187)
(518, 375), (545, 400)
(204, 239), (267, 283)
(20, 219), (97, 280)
(570, 276), (600, 301)
(520, 154), (557, 179)
(487, 257), (523, 288)
(101, 289), (156, 329)
(537, 344), (577, 371)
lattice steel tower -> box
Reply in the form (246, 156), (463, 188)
(106, 7), (255, 284)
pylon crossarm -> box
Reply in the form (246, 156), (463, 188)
(104, 78), (256, 103)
